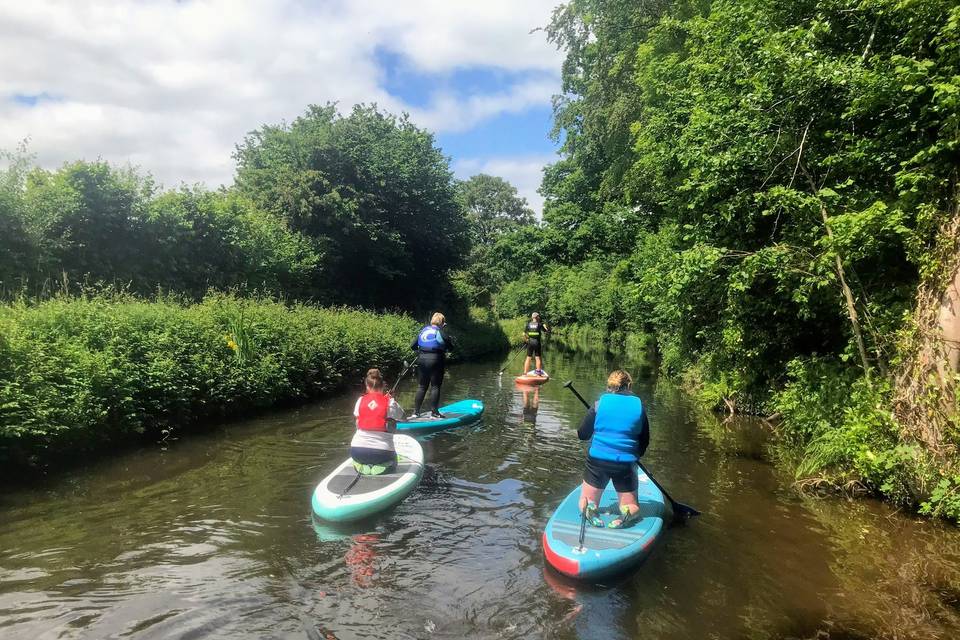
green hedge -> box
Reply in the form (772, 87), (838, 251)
(0, 294), (457, 471)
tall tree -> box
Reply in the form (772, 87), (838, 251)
(234, 104), (469, 309)
(457, 174), (535, 246)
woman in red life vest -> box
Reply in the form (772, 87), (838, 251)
(351, 368), (405, 474)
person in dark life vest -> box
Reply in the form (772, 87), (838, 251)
(350, 368), (405, 475)
(409, 311), (456, 418)
(521, 311), (550, 376)
(577, 369), (650, 528)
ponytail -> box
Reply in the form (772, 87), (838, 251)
(365, 368), (385, 392)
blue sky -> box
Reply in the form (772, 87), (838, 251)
(0, 0), (563, 213)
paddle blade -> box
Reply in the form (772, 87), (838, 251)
(670, 501), (701, 522)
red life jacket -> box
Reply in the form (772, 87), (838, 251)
(357, 391), (391, 431)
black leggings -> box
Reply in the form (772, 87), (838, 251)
(414, 352), (445, 413)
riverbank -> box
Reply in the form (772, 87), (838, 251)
(0, 293), (508, 476)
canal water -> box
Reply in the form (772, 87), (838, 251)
(2, 344), (960, 639)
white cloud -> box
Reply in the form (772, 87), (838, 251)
(0, 0), (563, 189)
(454, 153), (557, 216)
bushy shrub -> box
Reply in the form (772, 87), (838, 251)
(0, 293), (419, 470)
(773, 357), (917, 505)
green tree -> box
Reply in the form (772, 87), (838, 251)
(0, 149), (36, 291)
(457, 173), (535, 246)
(234, 103), (469, 308)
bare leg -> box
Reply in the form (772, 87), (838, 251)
(522, 356), (531, 374)
(578, 482), (603, 512)
(610, 491), (640, 527)
(535, 355), (543, 372)
(617, 491), (640, 514)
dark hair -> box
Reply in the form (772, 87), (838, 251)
(365, 368), (385, 391)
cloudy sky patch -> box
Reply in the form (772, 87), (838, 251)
(0, 0), (562, 212)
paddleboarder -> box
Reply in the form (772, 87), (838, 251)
(410, 312), (456, 418)
(350, 368), (405, 474)
(521, 312), (550, 376)
(577, 369), (650, 528)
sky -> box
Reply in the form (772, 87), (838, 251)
(0, 0), (565, 214)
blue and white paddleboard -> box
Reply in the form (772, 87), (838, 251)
(312, 434), (423, 522)
(394, 399), (484, 434)
(542, 470), (665, 581)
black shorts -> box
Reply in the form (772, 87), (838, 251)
(526, 339), (542, 357)
(350, 447), (397, 466)
(583, 456), (638, 493)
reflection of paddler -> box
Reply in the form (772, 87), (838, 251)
(541, 566), (583, 622)
(345, 533), (379, 587)
(521, 386), (540, 424)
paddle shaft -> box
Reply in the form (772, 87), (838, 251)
(562, 380), (700, 520)
(337, 468), (363, 500)
(389, 355), (419, 395)
(498, 343), (527, 374)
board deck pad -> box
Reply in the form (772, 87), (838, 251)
(326, 457), (419, 494)
(549, 499), (663, 550)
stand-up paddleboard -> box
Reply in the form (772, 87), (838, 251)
(312, 434), (423, 522)
(515, 370), (550, 385)
(543, 470), (665, 581)
(395, 399), (484, 434)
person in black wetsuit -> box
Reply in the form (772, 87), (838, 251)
(410, 312), (456, 418)
(521, 311), (550, 376)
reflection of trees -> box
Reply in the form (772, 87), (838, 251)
(799, 498), (960, 639)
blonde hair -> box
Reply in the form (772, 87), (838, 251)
(606, 369), (633, 392)
(365, 368), (385, 391)
(431, 312), (446, 326)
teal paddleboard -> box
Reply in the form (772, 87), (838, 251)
(395, 399), (484, 434)
(312, 434), (424, 522)
(543, 469), (665, 581)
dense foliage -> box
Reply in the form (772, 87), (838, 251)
(235, 104), (469, 309)
(485, 0), (960, 512)
(0, 102), (518, 472)
(1, 104), (472, 312)
(0, 292), (507, 473)
(0, 153), (320, 299)
(0, 294), (415, 470)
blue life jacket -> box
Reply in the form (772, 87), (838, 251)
(588, 393), (645, 463)
(417, 325), (446, 352)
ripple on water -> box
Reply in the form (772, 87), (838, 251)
(4, 354), (960, 640)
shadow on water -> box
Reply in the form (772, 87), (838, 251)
(1, 342), (960, 639)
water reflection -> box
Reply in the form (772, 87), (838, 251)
(0, 346), (959, 639)
(519, 385), (540, 425)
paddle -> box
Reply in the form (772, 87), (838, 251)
(389, 356), (419, 395)
(497, 343), (527, 376)
(562, 380), (701, 522)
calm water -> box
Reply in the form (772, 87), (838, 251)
(2, 344), (960, 639)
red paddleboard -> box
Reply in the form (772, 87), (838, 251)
(515, 373), (550, 385)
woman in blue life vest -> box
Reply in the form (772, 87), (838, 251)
(409, 312), (456, 418)
(521, 312), (550, 376)
(351, 368), (405, 474)
(577, 369), (650, 528)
